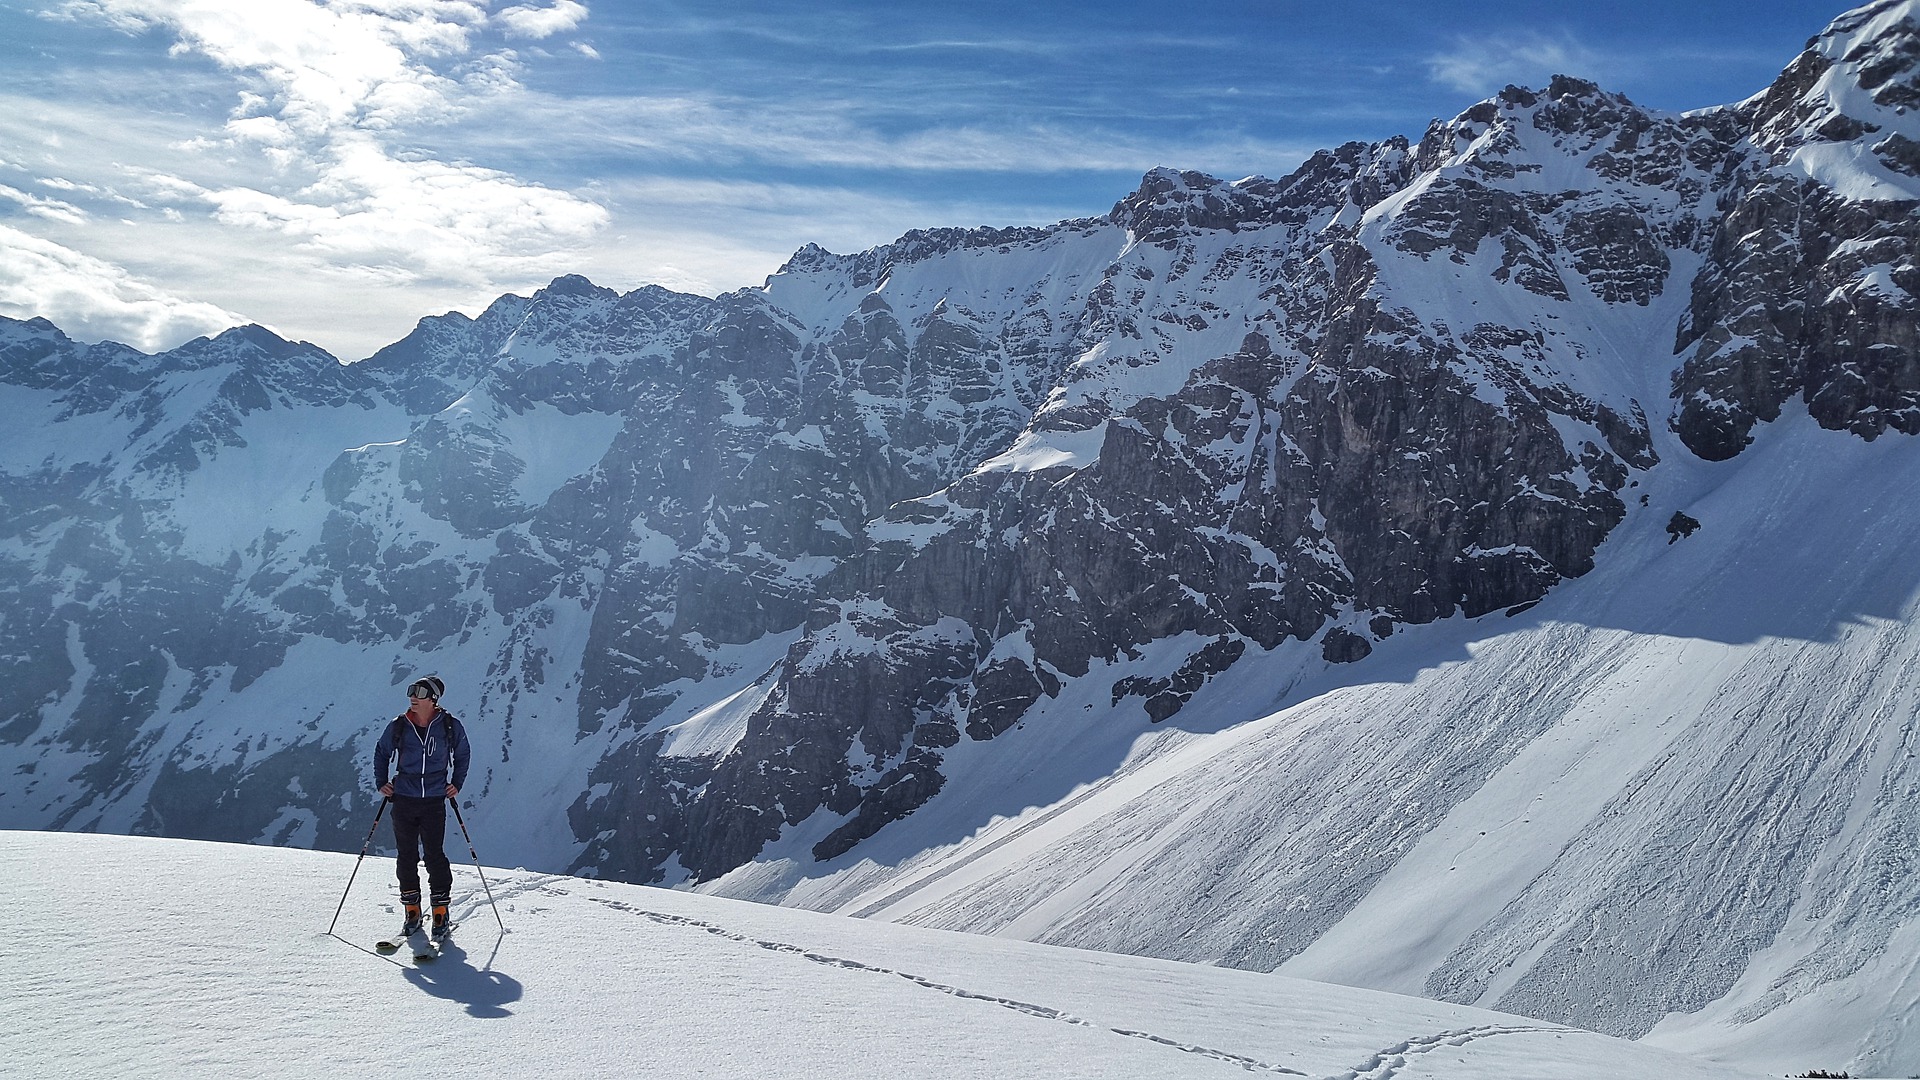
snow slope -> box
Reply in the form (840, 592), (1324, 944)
(0, 830), (1769, 1079)
(701, 404), (1920, 1076)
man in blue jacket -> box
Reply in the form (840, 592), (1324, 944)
(374, 675), (471, 938)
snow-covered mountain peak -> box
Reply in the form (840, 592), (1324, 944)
(1105, 166), (1280, 245)
(162, 324), (341, 386)
(0, 314), (115, 388)
(1400, 72), (1726, 199)
(1807, 0), (1920, 106)
(1752, 0), (1920, 195)
(1665, 0), (1920, 459)
(536, 272), (615, 300)
(0, 313), (72, 350)
(1426, 75), (1644, 149)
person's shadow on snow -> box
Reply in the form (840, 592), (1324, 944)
(401, 936), (522, 1018)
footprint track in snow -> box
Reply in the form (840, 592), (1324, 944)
(584, 895), (1310, 1076)
(1330, 1023), (1584, 1080)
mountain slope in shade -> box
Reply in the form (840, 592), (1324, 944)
(0, 830), (1770, 1080)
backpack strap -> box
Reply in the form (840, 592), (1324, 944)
(439, 712), (464, 789)
(379, 717), (404, 790)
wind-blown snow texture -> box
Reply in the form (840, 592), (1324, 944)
(4, 2), (1920, 1075)
(0, 831), (1772, 1080)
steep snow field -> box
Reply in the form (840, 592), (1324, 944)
(703, 407), (1920, 1076)
(0, 830), (1772, 1079)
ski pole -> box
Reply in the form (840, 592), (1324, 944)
(326, 796), (390, 936)
(449, 796), (507, 932)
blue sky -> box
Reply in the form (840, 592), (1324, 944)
(0, 0), (1858, 359)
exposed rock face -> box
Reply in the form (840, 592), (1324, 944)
(1674, 0), (1920, 458)
(3, 0), (1920, 1053)
(594, 71), (1764, 884)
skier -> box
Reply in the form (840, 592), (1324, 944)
(374, 675), (471, 942)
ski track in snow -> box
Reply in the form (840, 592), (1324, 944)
(587, 893), (1310, 1076)
(576, 886), (1609, 1080)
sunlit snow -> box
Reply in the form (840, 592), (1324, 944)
(1, 831), (1769, 1079)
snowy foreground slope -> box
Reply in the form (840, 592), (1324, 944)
(0, 831), (1770, 1080)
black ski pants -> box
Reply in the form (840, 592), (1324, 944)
(391, 795), (452, 903)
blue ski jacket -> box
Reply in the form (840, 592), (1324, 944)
(374, 710), (471, 799)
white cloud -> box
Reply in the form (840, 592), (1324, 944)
(196, 134), (607, 285)
(0, 185), (91, 226)
(495, 1), (587, 41)
(0, 224), (246, 351)
(40, 0), (148, 31)
(54, 0), (607, 286)
(501, 92), (1315, 177)
(1427, 32), (1609, 96)
(3, 2), (624, 357)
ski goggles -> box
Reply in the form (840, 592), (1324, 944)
(407, 680), (439, 700)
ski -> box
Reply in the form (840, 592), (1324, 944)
(415, 921), (456, 962)
(373, 915), (454, 958)
(376, 917), (425, 955)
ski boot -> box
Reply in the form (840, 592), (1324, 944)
(399, 891), (424, 936)
(376, 893), (424, 953)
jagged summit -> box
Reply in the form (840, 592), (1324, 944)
(173, 322), (335, 366)
(2, 314), (67, 338)
(533, 270), (606, 295)
(769, 221), (1098, 297)
(1751, 0), (1920, 191)
(1104, 167), (1287, 244)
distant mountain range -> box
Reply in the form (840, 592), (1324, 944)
(4, 1), (1920, 1073)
